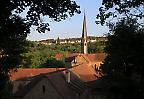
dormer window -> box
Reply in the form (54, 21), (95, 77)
(65, 71), (71, 83)
(74, 58), (77, 63)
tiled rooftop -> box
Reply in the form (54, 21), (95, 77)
(10, 68), (65, 81)
(69, 63), (100, 82)
(55, 53), (64, 60)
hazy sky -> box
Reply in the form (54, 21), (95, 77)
(27, 0), (109, 41)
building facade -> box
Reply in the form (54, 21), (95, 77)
(11, 69), (90, 99)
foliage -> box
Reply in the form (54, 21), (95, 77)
(97, 0), (144, 25)
(49, 43), (81, 53)
(88, 41), (105, 53)
(19, 42), (80, 68)
(40, 58), (65, 68)
(8, 0), (80, 33)
(0, 0), (80, 98)
(19, 40), (106, 68)
(101, 19), (144, 99)
(50, 41), (106, 53)
(0, 14), (29, 99)
(19, 41), (66, 68)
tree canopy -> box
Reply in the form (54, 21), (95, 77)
(97, 1), (144, 98)
(97, 0), (144, 25)
(1, 0), (80, 32)
(100, 18), (144, 99)
(0, 0), (80, 98)
(40, 58), (65, 68)
(18, 40), (106, 68)
(18, 41), (67, 68)
(88, 41), (105, 53)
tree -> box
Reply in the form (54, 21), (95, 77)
(100, 19), (144, 99)
(19, 41), (67, 68)
(0, 0), (80, 98)
(88, 41), (105, 53)
(40, 58), (65, 68)
(0, 15), (29, 99)
(57, 37), (60, 45)
(97, 0), (144, 25)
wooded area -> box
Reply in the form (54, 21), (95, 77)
(18, 41), (105, 68)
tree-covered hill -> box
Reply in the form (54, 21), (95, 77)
(19, 39), (106, 68)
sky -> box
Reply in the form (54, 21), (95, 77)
(27, 0), (109, 41)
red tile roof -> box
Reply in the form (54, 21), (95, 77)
(55, 53), (63, 60)
(81, 53), (107, 62)
(65, 53), (106, 63)
(10, 53), (105, 82)
(46, 72), (85, 98)
(65, 53), (79, 62)
(66, 53), (79, 57)
(69, 63), (100, 82)
(10, 68), (65, 81)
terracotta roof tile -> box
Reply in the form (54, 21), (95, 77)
(55, 53), (63, 60)
(10, 68), (65, 81)
(46, 72), (83, 99)
(65, 53), (79, 62)
(82, 53), (107, 62)
(65, 53), (106, 63)
(67, 53), (79, 57)
(69, 64), (100, 82)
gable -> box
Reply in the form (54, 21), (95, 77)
(12, 69), (86, 99)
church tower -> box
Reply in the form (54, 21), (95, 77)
(81, 13), (88, 54)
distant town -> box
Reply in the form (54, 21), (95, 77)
(39, 36), (107, 45)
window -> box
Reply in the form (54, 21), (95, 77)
(42, 85), (45, 93)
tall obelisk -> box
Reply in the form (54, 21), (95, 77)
(81, 13), (88, 54)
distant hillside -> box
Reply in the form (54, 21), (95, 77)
(19, 38), (106, 68)
(38, 36), (107, 45)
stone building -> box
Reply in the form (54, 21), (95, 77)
(65, 53), (106, 69)
(11, 68), (91, 99)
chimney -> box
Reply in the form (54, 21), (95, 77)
(65, 70), (71, 83)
